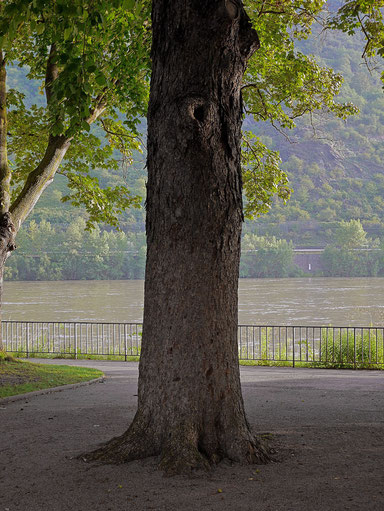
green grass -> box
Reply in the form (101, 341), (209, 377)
(0, 360), (103, 398)
(8, 351), (140, 362)
(7, 340), (141, 362)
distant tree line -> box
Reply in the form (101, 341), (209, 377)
(240, 234), (302, 278)
(241, 220), (384, 278)
(4, 218), (146, 281)
(320, 247), (384, 277)
(320, 220), (384, 277)
(5, 218), (384, 281)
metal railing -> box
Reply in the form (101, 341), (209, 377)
(238, 325), (384, 368)
(3, 320), (384, 368)
(3, 321), (142, 361)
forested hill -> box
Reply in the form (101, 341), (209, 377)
(6, 9), (384, 255)
(245, 9), (384, 246)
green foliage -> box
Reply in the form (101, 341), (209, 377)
(0, 0), (150, 231)
(242, 132), (291, 218)
(320, 246), (384, 277)
(334, 219), (368, 248)
(0, 0), (150, 136)
(240, 233), (299, 277)
(240, 0), (358, 216)
(4, 218), (147, 280)
(330, 1), (384, 65)
(244, 1), (357, 125)
(62, 175), (141, 230)
(242, 1), (384, 242)
(320, 328), (384, 368)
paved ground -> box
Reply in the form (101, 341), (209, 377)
(1, 359), (384, 510)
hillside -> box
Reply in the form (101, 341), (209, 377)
(245, 22), (384, 245)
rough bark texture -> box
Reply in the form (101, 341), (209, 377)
(0, 212), (15, 350)
(0, 51), (11, 215)
(86, 0), (269, 473)
(0, 53), (14, 350)
(10, 134), (72, 231)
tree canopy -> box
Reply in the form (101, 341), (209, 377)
(0, 0), (151, 230)
(0, 0), (366, 239)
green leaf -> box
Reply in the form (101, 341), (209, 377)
(35, 22), (45, 35)
(64, 26), (72, 40)
(95, 73), (107, 86)
(81, 121), (91, 132)
(122, 0), (135, 9)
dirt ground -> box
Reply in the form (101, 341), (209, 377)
(1, 359), (384, 511)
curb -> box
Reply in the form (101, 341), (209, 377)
(0, 376), (105, 404)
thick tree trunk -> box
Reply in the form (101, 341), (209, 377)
(0, 213), (15, 351)
(0, 52), (14, 352)
(86, 0), (269, 473)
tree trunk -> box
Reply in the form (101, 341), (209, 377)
(86, 0), (269, 473)
(0, 52), (14, 352)
(0, 213), (15, 351)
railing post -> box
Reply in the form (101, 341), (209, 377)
(74, 323), (78, 359)
(124, 323), (127, 361)
(292, 327), (295, 368)
(26, 323), (29, 358)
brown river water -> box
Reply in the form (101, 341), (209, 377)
(3, 277), (384, 327)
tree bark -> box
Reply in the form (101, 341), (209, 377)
(0, 212), (15, 351)
(85, 0), (269, 473)
(0, 52), (14, 352)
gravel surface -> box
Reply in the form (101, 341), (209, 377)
(1, 359), (384, 511)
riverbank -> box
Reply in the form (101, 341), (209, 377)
(2, 359), (384, 510)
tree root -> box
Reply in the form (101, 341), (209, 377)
(79, 417), (272, 474)
(159, 434), (211, 475)
(78, 416), (159, 465)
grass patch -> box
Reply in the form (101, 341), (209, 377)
(0, 360), (103, 398)
(239, 359), (295, 367)
(239, 359), (324, 368)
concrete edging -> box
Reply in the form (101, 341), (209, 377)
(0, 376), (105, 404)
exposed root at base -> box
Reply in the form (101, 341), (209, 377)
(159, 438), (272, 475)
(247, 435), (272, 464)
(159, 439), (211, 475)
(78, 423), (273, 474)
(78, 421), (158, 465)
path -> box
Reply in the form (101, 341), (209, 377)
(1, 359), (384, 510)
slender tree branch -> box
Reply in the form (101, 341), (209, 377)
(10, 135), (72, 231)
(241, 82), (259, 91)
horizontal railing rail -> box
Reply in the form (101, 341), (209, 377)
(3, 320), (384, 368)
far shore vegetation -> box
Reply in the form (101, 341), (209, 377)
(5, 218), (384, 281)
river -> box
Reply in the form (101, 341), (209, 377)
(3, 277), (384, 326)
